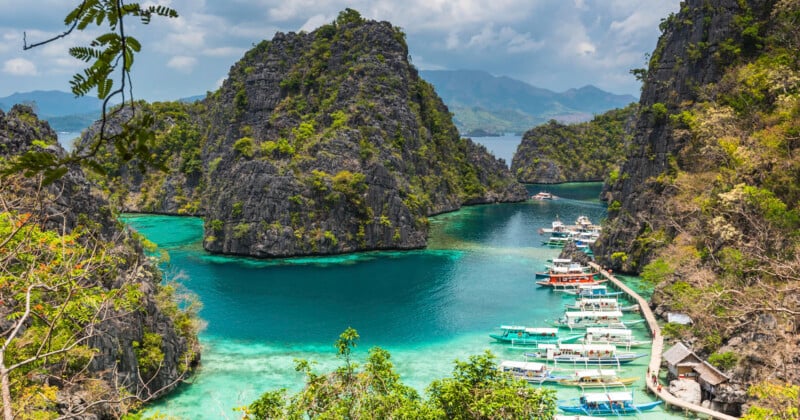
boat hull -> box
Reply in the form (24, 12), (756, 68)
(556, 376), (638, 388)
(490, 333), (583, 345)
(558, 400), (662, 416)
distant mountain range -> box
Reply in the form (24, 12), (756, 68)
(420, 70), (636, 136)
(0, 90), (103, 133)
(0, 74), (634, 137)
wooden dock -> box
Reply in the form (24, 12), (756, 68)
(588, 263), (739, 420)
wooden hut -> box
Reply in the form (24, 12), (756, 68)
(662, 342), (730, 401)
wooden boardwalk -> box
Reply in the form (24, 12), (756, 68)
(588, 263), (739, 420)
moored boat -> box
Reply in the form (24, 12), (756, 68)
(579, 327), (651, 349)
(525, 343), (647, 366)
(532, 191), (555, 200)
(490, 326), (583, 345)
(536, 273), (604, 289)
(498, 360), (556, 384)
(565, 297), (640, 313)
(558, 391), (662, 416)
(552, 310), (645, 330)
(555, 369), (638, 388)
(561, 284), (623, 297)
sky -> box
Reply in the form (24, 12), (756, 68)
(0, 0), (680, 102)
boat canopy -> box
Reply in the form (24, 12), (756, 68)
(575, 298), (619, 305)
(565, 310), (624, 319)
(558, 343), (617, 353)
(575, 369), (618, 378)
(586, 328), (633, 337)
(582, 391), (634, 403)
(524, 327), (559, 334)
(500, 325), (527, 330)
(552, 258), (572, 264)
(500, 360), (546, 371)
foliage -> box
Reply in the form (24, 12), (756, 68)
(7, 1), (178, 186)
(511, 104), (636, 183)
(641, 258), (672, 284)
(707, 351), (738, 371)
(743, 381), (799, 420)
(240, 329), (556, 419)
(0, 207), (177, 417)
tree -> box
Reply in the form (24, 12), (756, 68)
(5, 0), (178, 185)
(0, 170), (199, 418)
(239, 329), (557, 419)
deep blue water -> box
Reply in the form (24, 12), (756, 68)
(124, 183), (682, 418)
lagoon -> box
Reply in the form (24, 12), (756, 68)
(126, 183), (685, 419)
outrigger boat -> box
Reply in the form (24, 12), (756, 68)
(555, 416), (607, 420)
(532, 191), (555, 200)
(558, 391), (662, 416)
(579, 328), (651, 349)
(536, 273), (604, 289)
(565, 297), (640, 313)
(554, 369), (638, 388)
(536, 260), (594, 279)
(525, 343), (647, 366)
(561, 284), (623, 297)
(498, 360), (557, 384)
(490, 326), (583, 346)
(552, 311), (645, 330)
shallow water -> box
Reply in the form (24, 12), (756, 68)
(125, 183), (690, 418)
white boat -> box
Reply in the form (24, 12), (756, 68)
(552, 310), (645, 330)
(524, 343), (647, 366)
(579, 327), (651, 349)
(561, 285), (623, 297)
(555, 416), (607, 420)
(565, 297), (640, 313)
(532, 191), (555, 200)
(498, 360), (556, 384)
(554, 369), (639, 388)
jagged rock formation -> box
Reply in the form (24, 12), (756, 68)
(0, 105), (199, 417)
(511, 105), (636, 183)
(593, 0), (800, 415)
(88, 10), (527, 258)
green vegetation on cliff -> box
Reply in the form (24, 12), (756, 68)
(84, 9), (526, 258)
(0, 106), (200, 418)
(596, 0), (800, 414)
(511, 104), (636, 183)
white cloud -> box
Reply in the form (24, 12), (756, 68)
(576, 41), (596, 56)
(3, 58), (37, 75)
(465, 24), (542, 53)
(299, 14), (331, 32)
(167, 55), (197, 73)
(202, 47), (245, 57)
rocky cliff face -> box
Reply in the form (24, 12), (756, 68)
(511, 105), (635, 184)
(593, 0), (800, 415)
(89, 11), (527, 258)
(594, 0), (773, 270)
(0, 105), (199, 417)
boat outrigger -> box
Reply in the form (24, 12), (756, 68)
(558, 391), (662, 416)
(565, 297), (640, 313)
(490, 326), (583, 346)
(498, 360), (556, 384)
(554, 369), (639, 389)
(525, 343), (647, 366)
(579, 328), (651, 349)
(552, 311), (645, 330)
(562, 284), (623, 298)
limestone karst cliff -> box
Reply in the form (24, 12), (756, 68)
(593, 0), (800, 415)
(510, 104), (636, 184)
(86, 10), (527, 258)
(0, 105), (199, 417)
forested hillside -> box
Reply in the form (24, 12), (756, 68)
(594, 0), (800, 415)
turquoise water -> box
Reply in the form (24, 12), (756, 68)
(125, 183), (689, 419)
